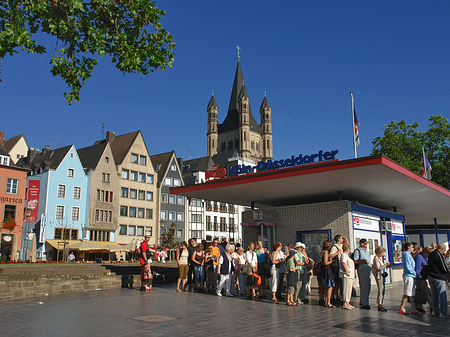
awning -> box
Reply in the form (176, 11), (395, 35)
(241, 222), (276, 227)
(46, 240), (80, 250)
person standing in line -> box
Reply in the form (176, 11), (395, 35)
(139, 235), (151, 291)
(276, 243), (287, 301)
(256, 240), (267, 299)
(414, 246), (432, 313)
(191, 243), (205, 292)
(230, 244), (239, 295)
(427, 243), (450, 317)
(293, 242), (304, 304)
(216, 244), (235, 297)
(176, 241), (189, 292)
(286, 250), (299, 306)
(204, 247), (215, 293)
(270, 242), (283, 302)
(321, 240), (335, 308)
(329, 235), (343, 304)
(186, 238), (198, 291)
(354, 238), (371, 309)
(207, 238), (221, 291)
(245, 242), (258, 299)
(372, 246), (390, 312)
(340, 243), (355, 310)
(398, 242), (419, 315)
(236, 247), (247, 296)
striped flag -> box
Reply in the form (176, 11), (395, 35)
(353, 105), (360, 147)
(421, 147), (432, 180)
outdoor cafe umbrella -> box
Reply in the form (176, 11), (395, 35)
(68, 241), (105, 251)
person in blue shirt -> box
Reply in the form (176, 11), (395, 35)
(398, 242), (419, 314)
(414, 247), (432, 312)
(354, 238), (372, 309)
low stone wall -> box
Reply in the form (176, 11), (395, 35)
(0, 265), (122, 302)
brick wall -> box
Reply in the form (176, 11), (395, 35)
(242, 200), (353, 247)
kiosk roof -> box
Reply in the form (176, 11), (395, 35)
(171, 156), (450, 225)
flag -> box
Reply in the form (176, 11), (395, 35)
(353, 105), (360, 147)
(421, 147), (432, 180)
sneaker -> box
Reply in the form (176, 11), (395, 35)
(216, 292), (222, 297)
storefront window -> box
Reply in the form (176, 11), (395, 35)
(297, 230), (330, 264)
(392, 239), (403, 264)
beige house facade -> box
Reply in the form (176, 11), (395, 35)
(109, 131), (158, 247)
(78, 142), (120, 242)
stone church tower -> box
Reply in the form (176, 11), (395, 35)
(207, 61), (273, 162)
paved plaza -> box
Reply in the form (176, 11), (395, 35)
(1, 283), (449, 337)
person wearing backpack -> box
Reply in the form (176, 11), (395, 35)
(354, 238), (372, 309)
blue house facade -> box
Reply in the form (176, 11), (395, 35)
(19, 145), (89, 260)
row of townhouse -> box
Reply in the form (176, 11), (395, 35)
(1, 129), (245, 262)
(13, 130), (188, 261)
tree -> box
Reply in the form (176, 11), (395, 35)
(372, 115), (450, 188)
(0, 0), (175, 104)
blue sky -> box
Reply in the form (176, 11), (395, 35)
(2, 0), (450, 162)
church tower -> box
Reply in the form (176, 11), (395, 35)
(260, 95), (273, 161)
(206, 58), (273, 163)
(207, 94), (218, 156)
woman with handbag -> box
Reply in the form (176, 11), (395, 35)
(321, 240), (335, 308)
(270, 242), (283, 302)
(372, 246), (390, 311)
(236, 247), (247, 296)
(245, 242), (258, 299)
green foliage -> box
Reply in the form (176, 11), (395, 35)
(372, 115), (450, 188)
(0, 0), (175, 103)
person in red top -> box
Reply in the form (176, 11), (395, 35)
(139, 235), (151, 290)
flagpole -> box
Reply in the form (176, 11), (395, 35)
(350, 91), (357, 158)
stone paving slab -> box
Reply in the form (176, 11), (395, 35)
(0, 284), (448, 337)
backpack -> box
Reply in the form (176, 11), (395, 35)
(330, 245), (339, 269)
(350, 248), (361, 269)
(313, 261), (323, 276)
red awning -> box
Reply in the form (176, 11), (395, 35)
(241, 222), (276, 227)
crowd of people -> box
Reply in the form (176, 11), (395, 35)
(140, 234), (450, 316)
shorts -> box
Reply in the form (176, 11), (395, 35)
(403, 276), (415, 297)
(178, 264), (189, 280)
(287, 286), (295, 295)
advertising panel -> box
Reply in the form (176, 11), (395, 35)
(26, 180), (40, 223)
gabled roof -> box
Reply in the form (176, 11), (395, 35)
(108, 131), (140, 165)
(0, 145), (10, 157)
(182, 156), (216, 174)
(17, 145), (72, 170)
(151, 151), (173, 185)
(260, 96), (271, 111)
(77, 142), (108, 171)
(218, 62), (261, 133)
(3, 134), (28, 152)
(207, 95), (218, 110)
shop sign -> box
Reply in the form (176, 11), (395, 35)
(39, 214), (47, 244)
(391, 220), (404, 235)
(26, 180), (40, 223)
(206, 149), (339, 180)
(352, 215), (380, 231)
(253, 210), (263, 221)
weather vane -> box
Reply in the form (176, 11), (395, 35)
(236, 45), (241, 61)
